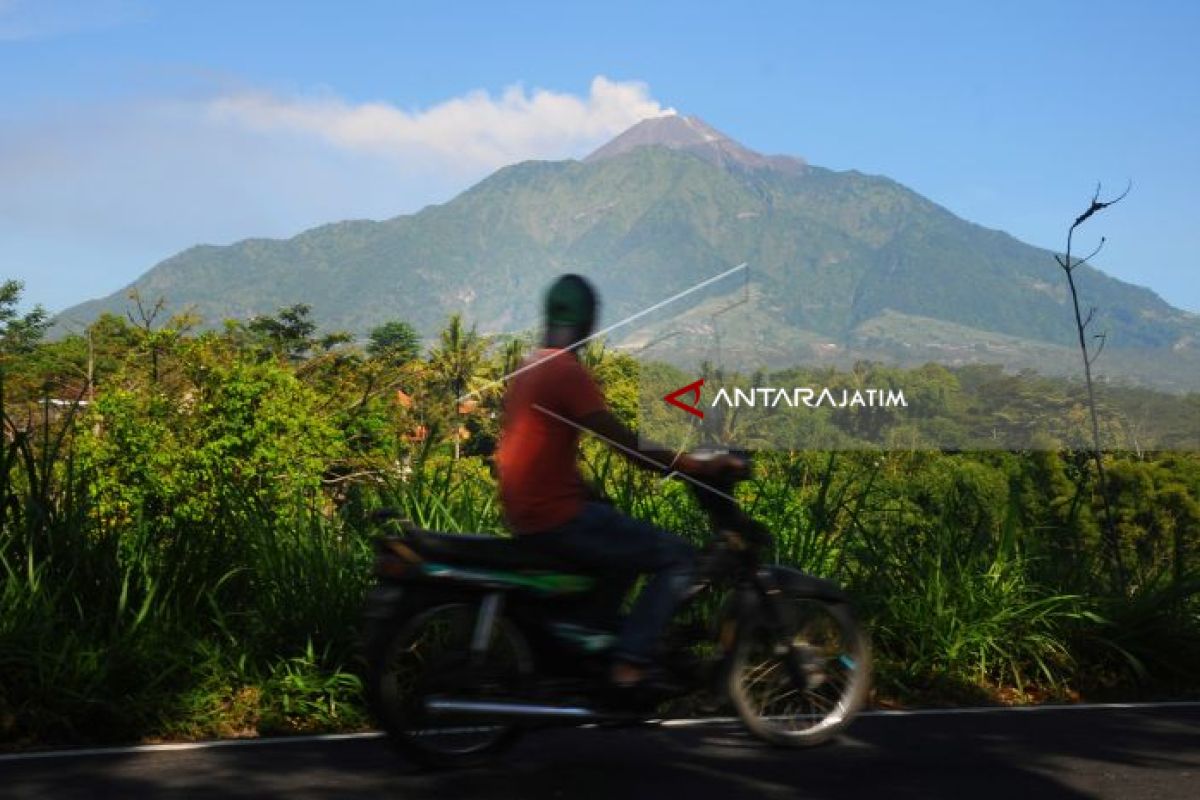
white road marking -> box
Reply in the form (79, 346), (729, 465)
(657, 701), (1200, 726)
(0, 732), (385, 763)
(2, 701), (1198, 762)
(861, 701), (1200, 717)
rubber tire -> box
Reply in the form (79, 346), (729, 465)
(727, 597), (871, 747)
(365, 591), (532, 768)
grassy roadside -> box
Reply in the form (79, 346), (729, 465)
(3, 446), (1197, 751)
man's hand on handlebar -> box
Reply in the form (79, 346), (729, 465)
(575, 409), (751, 481)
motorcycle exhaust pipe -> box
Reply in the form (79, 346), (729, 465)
(424, 698), (606, 723)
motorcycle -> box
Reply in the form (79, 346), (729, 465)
(362, 453), (871, 767)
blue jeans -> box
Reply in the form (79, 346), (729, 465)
(518, 502), (696, 664)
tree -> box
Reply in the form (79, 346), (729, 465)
(0, 280), (51, 444)
(248, 303), (319, 359)
(428, 314), (488, 459)
(5, 314), (134, 406)
(1054, 182), (1131, 592)
(497, 336), (528, 380)
(244, 302), (352, 361)
(122, 290), (200, 384)
(0, 280), (49, 359)
(367, 320), (421, 365)
(76, 340), (344, 542)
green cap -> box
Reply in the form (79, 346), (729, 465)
(544, 274), (597, 328)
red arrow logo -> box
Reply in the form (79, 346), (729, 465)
(663, 378), (705, 419)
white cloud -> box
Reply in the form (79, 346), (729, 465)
(0, 75), (671, 312)
(206, 75), (674, 172)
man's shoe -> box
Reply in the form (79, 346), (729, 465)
(607, 665), (685, 700)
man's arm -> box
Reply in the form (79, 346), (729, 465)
(578, 409), (708, 475)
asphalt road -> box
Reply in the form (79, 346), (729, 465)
(2, 705), (1198, 799)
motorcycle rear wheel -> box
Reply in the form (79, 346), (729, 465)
(727, 595), (871, 746)
(366, 598), (533, 768)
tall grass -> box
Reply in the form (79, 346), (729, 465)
(0, 397), (374, 745)
(851, 514), (1096, 697)
(588, 448), (1197, 702)
(375, 455), (502, 533)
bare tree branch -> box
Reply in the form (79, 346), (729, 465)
(1071, 180), (1132, 232)
(126, 290), (166, 332)
(1070, 237), (1108, 272)
(1079, 236), (1107, 264)
(1058, 236), (1108, 273)
(1056, 181), (1131, 592)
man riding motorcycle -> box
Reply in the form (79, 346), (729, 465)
(494, 274), (738, 690)
(364, 275), (870, 763)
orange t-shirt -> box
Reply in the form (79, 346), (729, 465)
(495, 348), (607, 534)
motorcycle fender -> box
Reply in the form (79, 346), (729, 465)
(718, 568), (849, 660)
(363, 582), (406, 621)
(758, 566), (848, 603)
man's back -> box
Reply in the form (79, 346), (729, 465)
(495, 348), (606, 534)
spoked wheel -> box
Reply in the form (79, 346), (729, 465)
(367, 601), (532, 768)
(728, 595), (871, 746)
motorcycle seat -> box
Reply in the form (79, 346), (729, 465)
(407, 529), (576, 572)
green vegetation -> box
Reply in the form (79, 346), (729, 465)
(3, 286), (1199, 749)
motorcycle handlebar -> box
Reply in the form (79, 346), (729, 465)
(678, 450), (772, 546)
(681, 449), (753, 483)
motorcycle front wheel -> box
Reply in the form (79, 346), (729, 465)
(727, 594), (871, 746)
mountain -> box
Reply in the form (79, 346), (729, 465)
(585, 114), (807, 175)
(54, 114), (1200, 390)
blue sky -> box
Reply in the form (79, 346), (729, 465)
(2, 0), (1198, 314)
